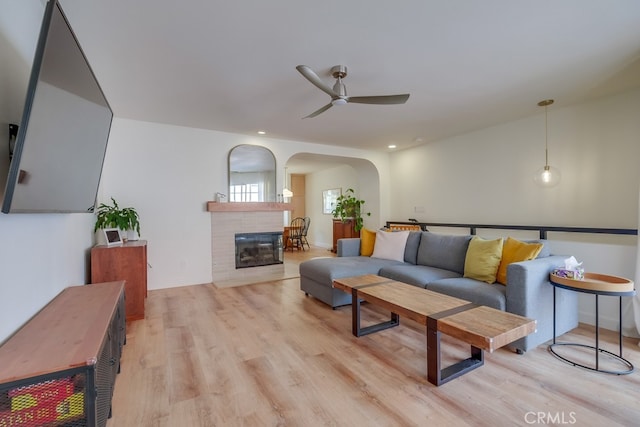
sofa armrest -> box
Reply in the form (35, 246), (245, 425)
(505, 255), (566, 317)
(337, 238), (361, 257)
(505, 255), (578, 352)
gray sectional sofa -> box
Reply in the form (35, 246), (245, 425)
(299, 231), (578, 352)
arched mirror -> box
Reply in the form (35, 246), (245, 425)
(228, 145), (276, 202)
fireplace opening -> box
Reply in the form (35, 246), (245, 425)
(235, 232), (284, 269)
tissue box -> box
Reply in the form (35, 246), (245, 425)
(552, 268), (584, 280)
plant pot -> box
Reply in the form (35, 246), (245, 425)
(126, 229), (139, 241)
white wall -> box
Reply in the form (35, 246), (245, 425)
(304, 164), (359, 248)
(553, 235), (637, 332)
(0, 214), (95, 343)
(99, 118), (390, 290)
(389, 90), (640, 227)
(388, 90), (640, 330)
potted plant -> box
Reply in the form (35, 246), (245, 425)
(94, 197), (141, 241)
(331, 188), (370, 232)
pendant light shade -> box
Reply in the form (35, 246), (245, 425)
(533, 164), (561, 187)
(282, 188), (293, 198)
(533, 99), (560, 188)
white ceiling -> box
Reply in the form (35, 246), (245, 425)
(60, 0), (640, 153)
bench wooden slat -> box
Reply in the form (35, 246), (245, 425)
(436, 306), (536, 352)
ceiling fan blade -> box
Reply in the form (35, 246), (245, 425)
(296, 65), (338, 97)
(303, 102), (333, 119)
(347, 94), (410, 105)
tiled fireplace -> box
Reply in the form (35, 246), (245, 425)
(208, 202), (290, 286)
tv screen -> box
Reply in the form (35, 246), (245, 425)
(1, 0), (112, 213)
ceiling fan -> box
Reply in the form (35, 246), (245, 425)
(296, 65), (410, 118)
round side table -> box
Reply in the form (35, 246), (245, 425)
(549, 272), (635, 375)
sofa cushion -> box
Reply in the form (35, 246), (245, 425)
(379, 264), (461, 288)
(463, 237), (504, 284)
(496, 237), (544, 285)
(427, 278), (507, 310)
(372, 230), (409, 262)
(360, 228), (376, 256)
(299, 256), (402, 284)
(417, 232), (472, 275)
(403, 231), (422, 265)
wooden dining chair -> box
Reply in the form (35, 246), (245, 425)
(287, 217), (305, 251)
(301, 217), (311, 249)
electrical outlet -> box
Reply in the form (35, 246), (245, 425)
(414, 206), (425, 213)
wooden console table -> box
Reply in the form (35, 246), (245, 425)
(0, 281), (126, 427)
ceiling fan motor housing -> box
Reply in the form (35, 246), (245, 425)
(330, 65), (347, 79)
(331, 65), (348, 99)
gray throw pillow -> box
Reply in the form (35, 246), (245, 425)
(417, 233), (472, 274)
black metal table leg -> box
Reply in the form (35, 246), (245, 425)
(426, 316), (483, 386)
(350, 288), (399, 337)
(595, 294), (599, 370)
(552, 285), (556, 345)
(619, 296), (623, 357)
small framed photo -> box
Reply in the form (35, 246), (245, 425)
(322, 188), (341, 214)
(103, 228), (123, 247)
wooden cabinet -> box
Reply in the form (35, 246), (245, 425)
(0, 281), (126, 427)
(332, 219), (360, 253)
(91, 240), (147, 322)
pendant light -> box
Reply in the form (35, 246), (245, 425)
(533, 99), (561, 188)
(282, 167), (293, 199)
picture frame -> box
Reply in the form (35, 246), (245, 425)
(103, 228), (123, 247)
(322, 188), (341, 214)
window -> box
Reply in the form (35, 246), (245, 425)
(229, 184), (261, 202)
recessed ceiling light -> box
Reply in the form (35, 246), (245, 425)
(257, 130), (266, 135)
(388, 144), (397, 149)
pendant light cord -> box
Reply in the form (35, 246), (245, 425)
(538, 99), (554, 168)
(544, 103), (549, 167)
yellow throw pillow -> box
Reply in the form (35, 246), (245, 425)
(496, 237), (544, 285)
(463, 236), (504, 284)
(360, 228), (376, 256)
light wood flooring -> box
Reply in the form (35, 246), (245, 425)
(107, 246), (640, 426)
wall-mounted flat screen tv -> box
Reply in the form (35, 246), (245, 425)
(1, 0), (112, 213)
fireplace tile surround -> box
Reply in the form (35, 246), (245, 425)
(209, 202), (291, 287)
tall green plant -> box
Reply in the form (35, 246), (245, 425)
(94, 197), (141, 234)
(331, 188), (370, 232)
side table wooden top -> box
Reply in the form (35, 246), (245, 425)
(550, 272), (634, 294)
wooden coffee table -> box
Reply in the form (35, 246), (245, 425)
(333, 274), (537, 385)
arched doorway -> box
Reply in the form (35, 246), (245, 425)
(283, 153), (380, 250)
